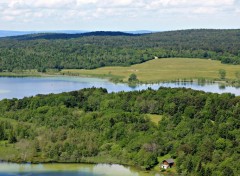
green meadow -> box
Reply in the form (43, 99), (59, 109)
(146, 114), (163, 124)
(61, 58), (240, 82)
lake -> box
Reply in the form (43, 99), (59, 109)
(0, 163), (161, 176)
(0, 76), (239, 100)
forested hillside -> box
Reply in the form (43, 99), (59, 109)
(0, 29), (240, 71)
(0, 87), (239, 175)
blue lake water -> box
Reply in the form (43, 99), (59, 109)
(0, 76), (239, 100)
(0, 163), (158, 176)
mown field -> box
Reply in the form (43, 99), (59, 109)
(61, 58), (240, 82)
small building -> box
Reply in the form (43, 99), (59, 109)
(161, 158), (174, 169)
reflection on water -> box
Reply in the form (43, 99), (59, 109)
(0, 76), (239, 100)
(219, 84), (226, 90)
(0, 163), (160, 176)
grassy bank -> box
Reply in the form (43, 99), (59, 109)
(61, 58), (240, 83)
(0, 69), (61, 77)
(0, 71), (41, 77)
(0, 69), (54, 77)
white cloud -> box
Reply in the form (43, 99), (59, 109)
(1, 16), (15, 21)
(0, 0), (239, 30)
(145, 0), (235, 10)
(193, 7), (219, 14)
(158, 0), (234, 6)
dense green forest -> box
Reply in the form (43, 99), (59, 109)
(0, 87), (239, 175)
(0, 29), (240, 71)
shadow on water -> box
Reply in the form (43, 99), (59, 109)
(128, 83), (137, 89)
(219, 84), (226, 90)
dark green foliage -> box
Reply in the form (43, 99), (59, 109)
(222, 166), (234, 176)
(1, 29), (240, 71)
(8, 130), (17, 143)
(0, 125), (5, 140)
(128, 73), (138, 82)
(0, 87), (239, 175)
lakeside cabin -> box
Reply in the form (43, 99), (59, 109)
(161, 158), (174, 169)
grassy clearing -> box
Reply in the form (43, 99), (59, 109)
(146, 114), (163, 124)
(61, 58), (240, 83)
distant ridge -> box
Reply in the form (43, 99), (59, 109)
(0, 30), (154, 38)
(7, 31), (143, 40)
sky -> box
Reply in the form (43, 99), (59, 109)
(0, 0), (240, 31)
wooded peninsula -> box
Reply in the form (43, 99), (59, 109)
(0, 87), (239, 175)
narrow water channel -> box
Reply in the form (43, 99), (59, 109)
(0, 76), (239, 100)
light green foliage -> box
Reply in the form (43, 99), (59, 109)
(219, 69), (226, 79)
(216, 138), (227, 150)
(235, 71), (240, 79)
(135, 149), (158, 169)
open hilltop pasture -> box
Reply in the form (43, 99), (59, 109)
(61, 58), (240, 82)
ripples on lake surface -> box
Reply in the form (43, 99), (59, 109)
(0, 76), (239, 100)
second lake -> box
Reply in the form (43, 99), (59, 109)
(0, 76), (239, 100)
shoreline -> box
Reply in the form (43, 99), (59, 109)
(0, 160), (160, 175)
(1, 71), (240, 88)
